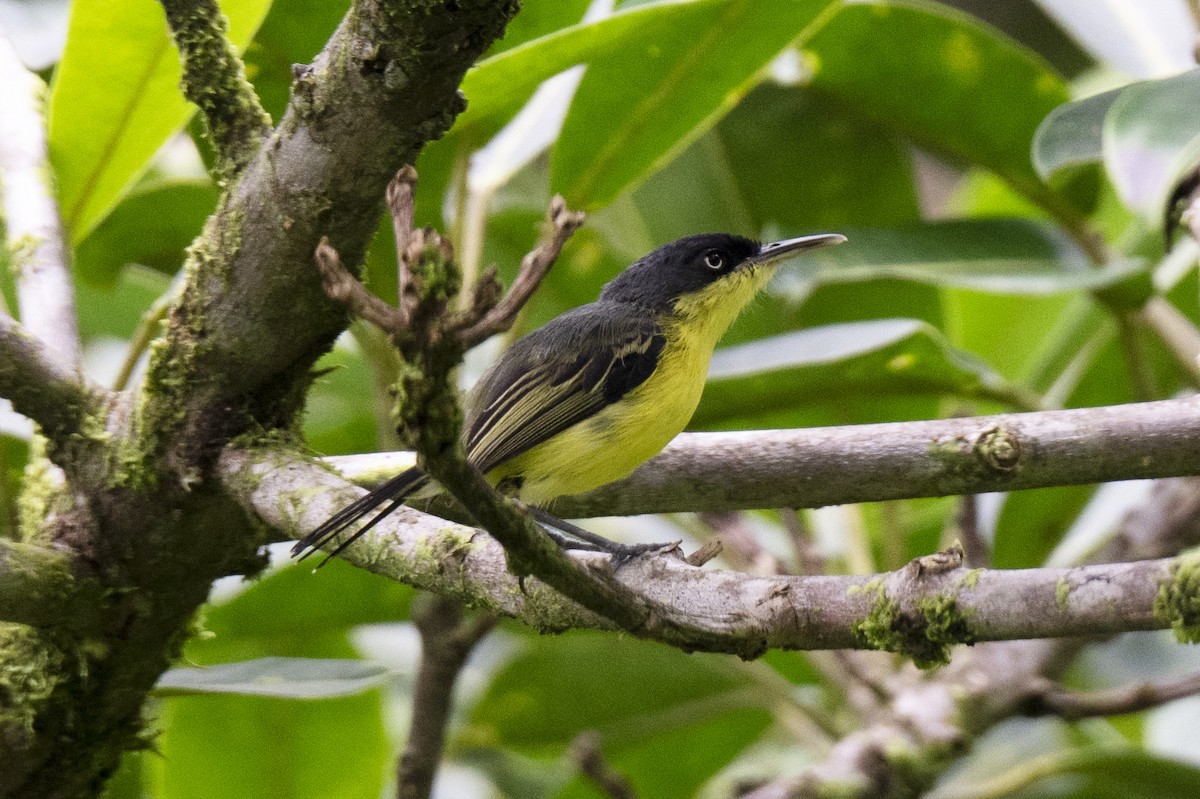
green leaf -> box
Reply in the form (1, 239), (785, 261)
(459, 0), (736, 131)
(75, 180), (217, 287)
(1103, 67), (1200, 224)
(805, 0), (1071, 215)
(693, 318), (1026, 428)
(48, 0), (271, 244)
(768, 220), (1147, 295)
(468, 632), (760, 754)
(1032, 87), (1122, 181)
(551, 0), (833, 208)
(155, 657), (389, 699)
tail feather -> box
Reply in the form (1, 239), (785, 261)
(294, 467), (429, 564)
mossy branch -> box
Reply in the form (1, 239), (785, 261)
(158, 0), (271, 178)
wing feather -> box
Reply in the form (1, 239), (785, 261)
(464, 303), (665, 474)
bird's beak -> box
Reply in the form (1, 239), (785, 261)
(750, 233), (847, 265)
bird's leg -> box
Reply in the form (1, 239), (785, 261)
(528, 507), (679, 567)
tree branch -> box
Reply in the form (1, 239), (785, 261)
(1028, 671), (1200, 720)
(0, 540), (99, 631)
(222, 444), (1200, 657)
(396, 595), (494, 799)
(0, 34), (79, 366)
(560, 397), (1200, 517)
(323, 397), (1200, 518)
(0, 315), (102, 441)
(158, 0), (271, 177)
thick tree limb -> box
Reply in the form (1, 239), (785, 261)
(221, 445), (1197, 657)
(0, 540), (99, 630)
(158, 0), (271, 177)
(0, 34), (79, 366)
(0, 315), (102, 441)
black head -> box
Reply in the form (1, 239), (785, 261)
(599, 234), (762, 311)
(599, 232), (845, 311)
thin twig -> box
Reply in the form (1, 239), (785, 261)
(455, 196), (585, 347)
(315, 237), (407, 335)
(158, 0), (271, 177)
(1028, 671), (1200, 720)
(952, 495), (988, 568)
(0, 34), (79, 367)
(387, 166), (418, 328)
(570, 733), (639, 799)
(781, 509), (826, 576)
(396, 595), (495, 799)
(1140, 297), (1200, 388)
(700, 511), (784, 575)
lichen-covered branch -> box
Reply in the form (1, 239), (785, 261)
(0, 315), (102, 442)
(158, 0), (271, 177)
(0, 35), (79, 366)
(0, 540), (99, 631)
(221, 444), (1200, 658)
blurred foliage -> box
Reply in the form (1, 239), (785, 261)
(6, 0), (1200, 796)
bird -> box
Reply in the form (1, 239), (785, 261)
(293, 231), (846, 563)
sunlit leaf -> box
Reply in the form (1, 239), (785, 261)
(49, 0), (271, 243)
(1033, 87), (1122, 182)
(552, 0), (833, 208)
(805, 0), (1071, 215)
(768, 220), (1146, 296)
(1103, 67), (1200, 224)
(694, 318), (1027, 428)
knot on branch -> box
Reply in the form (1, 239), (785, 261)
(975, 426), (1022, 473)
(850, 546), (976, 669)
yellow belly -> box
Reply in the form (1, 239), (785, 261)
(491, 331), (710, 505)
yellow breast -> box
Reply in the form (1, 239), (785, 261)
(495, 262), (776, 505)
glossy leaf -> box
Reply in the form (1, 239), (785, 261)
(693, 318), (1023, 428)
(468, 632), (760, 753)
(768, 219), (1146, 296)
(48, 0), (271, 243)
(1103, 67), (1200, 223)
(75, 180), (217, 287)
(805, 0), (1071, 214)
(1032, 87), (1121, 181)
(552, 0), (832, 208)
(458, 0), (741, 131)
(155, 657), (388, 699)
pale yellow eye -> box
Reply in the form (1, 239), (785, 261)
(704, 251), (724, 270)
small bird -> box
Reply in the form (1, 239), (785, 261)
(294, 231), (846, 562)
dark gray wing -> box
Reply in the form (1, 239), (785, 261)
(464, 302), (665, 474)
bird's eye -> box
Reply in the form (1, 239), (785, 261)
(704, 251), (725, 270)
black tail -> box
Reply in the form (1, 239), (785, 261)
(293, 467), (430, 564)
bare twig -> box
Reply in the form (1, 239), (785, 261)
(952, 495), (988, 568)
(158, 0), (271, 176)
(315, 237), (407, 334)
(387, 166), (418, 328)
(1028, 671), (1200, 720)
(396, 595), (495, 799)
(781, 509), (826, 576)
(455, 196), (585, 347)
(0, 34), (79, 367)
(1140, 297), (1200, 387)
(700, 511), (784, 575)
(571, 732), (639, 799)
